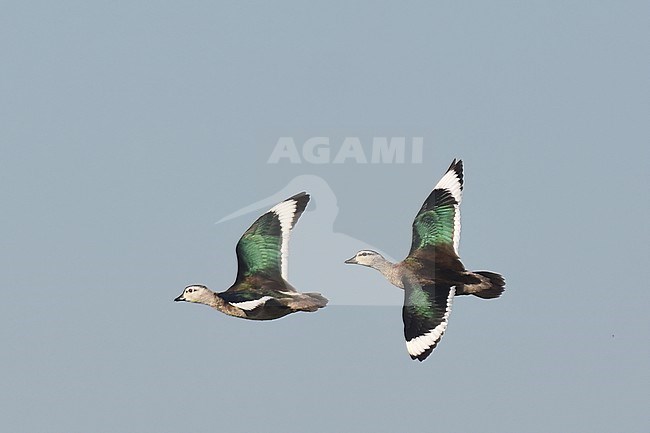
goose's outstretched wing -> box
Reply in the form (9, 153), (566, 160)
(408, 159), (463, 259)
(402, 276), (456, 361)
(234, 192), (310, 284)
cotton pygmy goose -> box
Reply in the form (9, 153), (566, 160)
(175, 192), (327, 320)
(345, 160), (505, 361)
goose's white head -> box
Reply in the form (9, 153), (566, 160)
(344, 250), (386, 267)
(174, 285), (213, 304)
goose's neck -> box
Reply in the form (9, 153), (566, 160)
(371, 257), (403, 288)
(206, 292), (247, 318)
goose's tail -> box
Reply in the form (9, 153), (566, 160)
(304, 292), (329, 310)
(464, 271), (506, 299)
(287, 292), (329, 312)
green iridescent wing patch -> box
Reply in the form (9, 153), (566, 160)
(234, 193), (310, 283)
(235, 213), (284, 280)
(402, 276), (455, 361)
(408, 160), (463, 256)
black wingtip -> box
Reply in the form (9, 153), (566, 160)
(287, 191), (309, 201)
(284, 192), (310, 229)
(447, 159), (463, 189)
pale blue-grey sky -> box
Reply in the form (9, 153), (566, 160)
(1, 1), (649, 432)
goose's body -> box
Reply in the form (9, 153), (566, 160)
(175, 192), (327, 320)
(346, 160), (505, 361)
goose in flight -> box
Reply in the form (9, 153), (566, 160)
(345, 160), (505, 361)
(175, 192), (327, 320)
